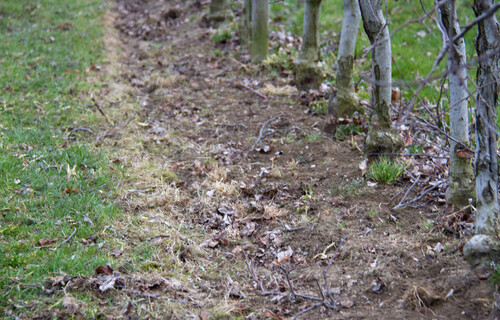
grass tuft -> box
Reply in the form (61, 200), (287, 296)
(367, 157), (408, 184)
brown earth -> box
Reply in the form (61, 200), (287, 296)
(41, 0), (497, 319)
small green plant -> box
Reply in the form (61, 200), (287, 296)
(211, 22), (236, 43)
(329, 177), (366, 198)
(334, 124), (363, 141)
(266, 47), (297, 73)
(301, 181), (315, 200)
(406, 143), (424, 154)
(421, 220), (434, 230)
(369, 209), (379, 218)
(310, 100), (328, 114)
(367, 157), (408, 184)
(490, 264), (500, 285)
(303, 131), (323, 142)
(335, 221), (347, 229)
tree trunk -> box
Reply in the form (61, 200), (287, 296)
(208, 0), (234, 22)
(240, 0), (252, 50)
(295, 0), (323, 91)
(436, 0), (475, 208)
(463, 0), (500, 268)
(251, 0), (269, 63)
(325, 0), (360, 133)
(359, 0), (402, 157)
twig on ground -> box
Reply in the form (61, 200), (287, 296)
(96, 112), (135, 143)
(242, 250), (281, 296)
(280, 237), (347, 319)
(323, 236), (346, 306)
(91, 96), (113, 125)
(236, 83), (269, 99)
(395, 181), (444, 209)
(67, 127), (95, 136)
(393, 175), (421, 209)
(53, 228), (77, 251)
(238, 83), (268, 99)
(248, 114), (282, 152)
(292, 303), (324, 320)
(215, 122), (248, 129)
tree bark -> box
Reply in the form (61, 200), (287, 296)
(325, 0), (360, 133)
(359, 0), (402, 157)
(208, 0), (234, 22)
(463, 0), (500, 268)
(436, 0), (475, 208)
(240, 0), (252, 50)
(295, 0), (323, 91)
(251, 0), (269, 63)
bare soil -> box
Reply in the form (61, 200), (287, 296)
(41, 0), (498, 319)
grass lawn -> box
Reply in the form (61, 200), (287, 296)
(0, 0), (119, 315)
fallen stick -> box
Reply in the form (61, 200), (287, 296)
(239, 83), (268, 99)
(91, 96), (113, 125)
(393, 175), (421, 210)
(248, 114), (282, 152)
(67, 127), (95, 135)
(53, 228), (77, 251)
(242, 250), (281, 296)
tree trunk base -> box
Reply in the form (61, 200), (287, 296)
(464, 234), (500, 269)
(208, 9), (234, 22)
(365, 128), (403, 160)
(294, 60), (323, 91)
(445, 170), (475, 208)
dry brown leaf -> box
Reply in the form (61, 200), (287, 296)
(95, 265), (113, 276)
(39, 238), (56, 246)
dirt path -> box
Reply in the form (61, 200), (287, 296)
(81, 0), (495, 318)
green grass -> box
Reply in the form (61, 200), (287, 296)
(367, 157), (408, 184)
(0, 0), (119, 315)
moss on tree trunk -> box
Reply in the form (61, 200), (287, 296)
(208, 0), (234, 22)
(295, 0), (323, 91)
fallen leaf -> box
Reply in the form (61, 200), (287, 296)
(359, 159), (368, 175)
(240, 222), (257, 237)
(121, 302), (133, 316)
(274, 247), (293, 265)
(256, 145), (275, 153)
(341, 298), (354, 308)
(39, 238), (56, 246)
(57, 21), (73, 31)
(433, 242), (444, 253)
(199, 311), (207, 320)
(95, 265), (113, 276)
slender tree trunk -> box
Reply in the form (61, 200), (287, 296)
(295, 0), (323, 91)
(240, 0), (252, 50)
(436, 0), (475, 207)
(208, 0), (234, 22)
(251, 0), (269, 63)
(359, 0), (402, 157)
(464, 0), (500, 268)
(325, 0), (360, 133)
